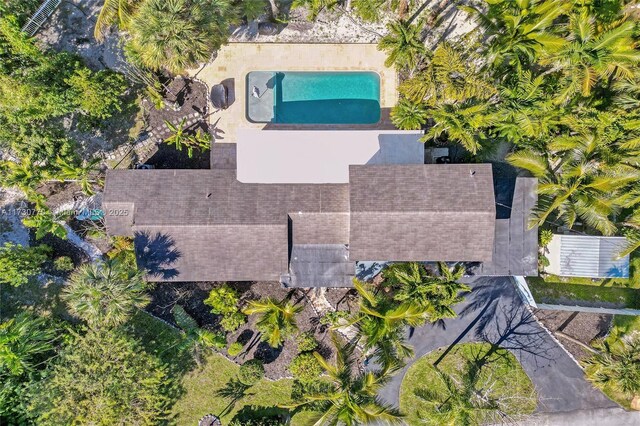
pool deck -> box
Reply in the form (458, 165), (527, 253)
(190, 43), (398, 143)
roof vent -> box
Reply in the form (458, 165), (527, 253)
(470, 170), (476, 176)
(206, 193), (212, 198)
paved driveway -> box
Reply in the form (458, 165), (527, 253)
(378, 276), (617, 414)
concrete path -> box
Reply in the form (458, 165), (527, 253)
(378, 276), (617, 414)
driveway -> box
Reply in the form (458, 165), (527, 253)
(378, 276), (618, 414)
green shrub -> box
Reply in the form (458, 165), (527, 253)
(53, 256), (75, 272)
(319, 310), (349, 326)
(238, 359), (264, 386)
(539, 229), (554, 248)
(228, 342), (243, 357)
(204, 284), (240, 316)
(289, 353), (323, 383)
(296, 331), (318, 353)
(220, 311), (247, 332)
(539, 254), (550, 268)
(0, 243), (50, 286)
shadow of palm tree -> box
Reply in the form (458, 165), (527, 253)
(215, 378), (254, 417)
(134, 231), (182, 280)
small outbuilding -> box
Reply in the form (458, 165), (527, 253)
(546, 234), (630, 278)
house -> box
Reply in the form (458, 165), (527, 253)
(546, 234), (630, 278)
(103, 132), (538, 286)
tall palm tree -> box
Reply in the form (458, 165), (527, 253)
(583, 334), (640, 398)
(54, 156), (101, 195)
(461, 0), (570, 70)
(507, 113), (640, 234)
(345, 279), (425, 368)
(243, 296), (303, 348)
(0, 158), (45, 193)
(94, 0), (140, 42)
(127, 0), (237, 74)
(422, 101), (496, 154)
(385, 262), (471, 323)
(378, 20), (426, 72)
(399, 43), (496, 105)
(0, 313), (57, 376)
(493, 70), (562, 145)
(540, 12), (640, 102)
(292, 0), (339, 21)
(284, 332), (404, 425)
(391, 98), (428, 130)
(62, 259), (149, 329)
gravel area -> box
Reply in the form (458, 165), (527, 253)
(534, 309), (612, 361)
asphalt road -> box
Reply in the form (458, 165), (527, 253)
(378, 276), (618, 414)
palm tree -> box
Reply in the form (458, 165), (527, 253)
(54, 156), (101, 195)
(385, 262), (471, 323)
(127, 0), (237, 74)
(94, 0), (140, 42)
(0, 313), (57, 376)
(422, 101), (496, 154)
(461, 0), (570, 70)
(284, 332), (404, 425)
(399, 43), (496, 105)
(237, 0), (267, 21)
(0, 158), (45, 192)
(507, 114), (640, 234)
(391, 98), (428, 130)
(378, 20), (426, 72)
(62, 259), (149, 328)
(172, 304), (226, 365)
(164, 118), (188, 152)
(292, 0), (339, 21)
(540, 12), (640, 102)
(413, 362), (503, 425)
(583, 334), (640, 398)
(345, 279), (426, 368)
(492, 70), (561, 145)
(243, 296), (303, 348)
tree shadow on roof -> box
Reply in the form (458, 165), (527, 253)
(134, 231), (182, 280)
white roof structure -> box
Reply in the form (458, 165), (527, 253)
(547, 234), (630, 278)
(236, 129), (424, 183)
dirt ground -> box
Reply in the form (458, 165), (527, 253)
(534, 309), (612, 361)
(147, 281), (335, 380)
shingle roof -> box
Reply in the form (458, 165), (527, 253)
(104, 169), (349, 282)
(104, 163), (499, 281)
(348, 164), (496, 262)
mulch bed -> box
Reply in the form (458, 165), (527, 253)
(147, 281), (334, 380)
(143, 76), (211, 169)
(325, 288), (359, 312)
(533, 309), (612, 361)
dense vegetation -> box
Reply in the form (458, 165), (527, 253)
(1, 0), (639, 425)
(383, 0), (640, 255)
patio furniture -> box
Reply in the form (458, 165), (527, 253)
(210, 84), (228, 110)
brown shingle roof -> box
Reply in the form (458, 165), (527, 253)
(348, 164), (496, 262)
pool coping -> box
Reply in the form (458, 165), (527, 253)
(245, 70), (383, 125)
(190, 43), (398, 143)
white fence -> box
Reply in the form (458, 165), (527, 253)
(21, 0), (61, 36)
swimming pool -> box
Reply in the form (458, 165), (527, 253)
(246, 71), (381, 124)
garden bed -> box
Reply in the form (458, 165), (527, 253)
(533, 310), (612, 361)
(528, 278), (640, 309)
(146, 281), (333, 380)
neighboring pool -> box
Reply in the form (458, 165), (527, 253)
(246, 71), (381, 124)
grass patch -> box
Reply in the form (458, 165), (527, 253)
(527, 278), (640, 308)
(128, 311), (315, 425)
(399, 343), (536, 425)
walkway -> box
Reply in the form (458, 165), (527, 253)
(190, 43), (397, 142)
(378, 276), (618, 414)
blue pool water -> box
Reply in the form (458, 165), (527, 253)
(247, 71), (381, 124)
